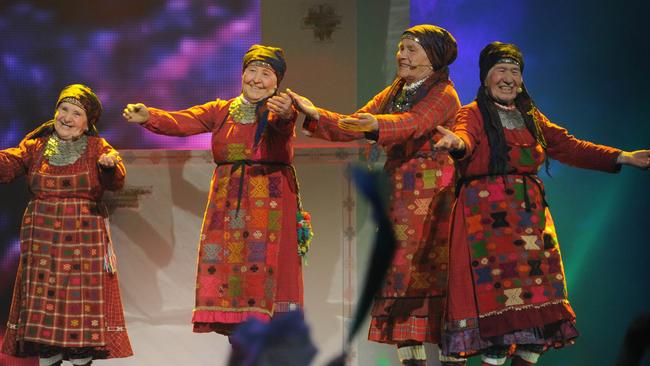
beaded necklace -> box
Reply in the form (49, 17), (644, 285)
(43, 133), (88, 166)
(496, 107), (525, 130)
(228, 95), (257, 124)
(391, 76), (429, 112)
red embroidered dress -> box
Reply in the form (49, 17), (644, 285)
(142, 98), (302, 334)
(304, 80), (460, 344)
(442, 102), (621, 356)
(0, 135), (132, 359)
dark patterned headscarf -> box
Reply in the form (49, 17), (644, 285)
(401, 24), (457, 79)
(26, 84), (102, 140)
(242, 44), (287, 82)
(475, 42), (548, 174)
(479, 41), (524, 86)
(379, 24), (457, 114)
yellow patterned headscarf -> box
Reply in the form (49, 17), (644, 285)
(56, 84), (102, 135)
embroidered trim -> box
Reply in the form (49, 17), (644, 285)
(228, 95), (257, 124)
(478, 299), (570, 319)
(497, 108), (525, 130)
(247, 60), (273, 70)
(496, 57), (520, 67)
(403, 75), (429, 92)
(193, 302), (302, 317)
(273, 302), (301, 313)
(400, 33), (420, 44)
(106, 326), (127, 332)
(7, 322), (127, 332)
(392, 77), (429, 113)
(59, 97), (86, 111)
(43, 133), (88, 166)
(193, 306), (273, 316)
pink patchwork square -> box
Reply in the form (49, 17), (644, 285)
(487, 184), (506, 201)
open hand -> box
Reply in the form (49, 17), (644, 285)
(433, 125), (465, 151)
(267, 92), (295, 120)
(98, 152), (121, 168)
(338, 113), (378, 132)
(286, 89), (319, 120)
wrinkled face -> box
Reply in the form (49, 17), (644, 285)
(396, 38), (433, 83)
(241, 63), (278, 103)
(54, 101), (88, 140)
(485, 62), (522, 105)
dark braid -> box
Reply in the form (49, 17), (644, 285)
(252, 98), (270, 148)
(476, 85), (509, 174)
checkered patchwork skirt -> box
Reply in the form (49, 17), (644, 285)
(1, 198), (132, 359)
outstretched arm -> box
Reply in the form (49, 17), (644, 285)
(0, 138), (35, 183)
(287, 89), (366, 142)
(372, 82), (460, 146)
(539, 111), (625, 172)
(123, 101), (226, 137)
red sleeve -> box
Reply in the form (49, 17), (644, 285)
(302, 108), (365, 141)
(267, 108), (298, 136)
(301, 86), (391, 142)
(451, 102), (484, 161)
(376, 82), (460, 146)
(537, 110), (621, 172)
(142, 100), (229, 136)
(97, 138), (126, 191)
(0, 138), (36, 183)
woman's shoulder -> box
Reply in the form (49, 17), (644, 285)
(456, 101), (482, 122)
(87, 135), (106, 143)
(426, 79), (461, 104)
(208, 98), (235, 108)
(20, 135), (47, 149)
(86, 135), (116, 150)
(460, 100), (479, 111)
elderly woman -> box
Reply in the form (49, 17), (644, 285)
(287, 25), (466, 366)
(0, 84), (132, 366)
(123, 44), (302, 336)
(434, 42), (650, 366)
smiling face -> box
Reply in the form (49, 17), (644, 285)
(54, 101), (88, 140)
(485, 62), (522, 105)
(241, 63), (278, 103)
(396, 38), (433, 83)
